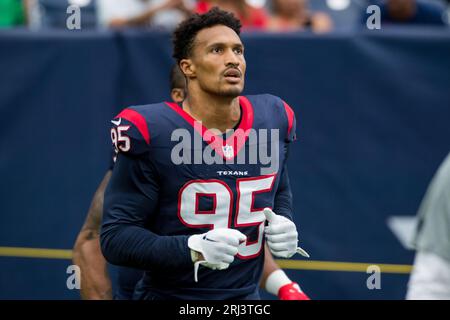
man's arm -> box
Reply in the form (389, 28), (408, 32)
(261, 105), (309, 299)
(260, 244), (282, 288)
(272, 164), (294, 220)
(261, 162), (310, 300)
(72, 171), (113, 300)
(100, 153), (193, 270)
(260, 162), (293, 284)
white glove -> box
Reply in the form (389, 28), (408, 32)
(263, 208), (310, 259)
(188, 228), (247, 282)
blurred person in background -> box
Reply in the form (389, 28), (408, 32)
(364, 0), (446, 26)
(0, 0), (26, 27)
(72, 65), (187, 300)
(97, 0), (193, 29)
(268, 0), (333, 33)
(406, 152), (450, 299)
(195, 0), (270, 30)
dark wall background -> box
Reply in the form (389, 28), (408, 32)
(1, 27), (449, 299)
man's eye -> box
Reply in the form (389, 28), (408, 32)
(212, 47), (222, 53)
(234, 48), (243, 54)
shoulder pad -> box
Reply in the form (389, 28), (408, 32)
(110, 107), (151, 156)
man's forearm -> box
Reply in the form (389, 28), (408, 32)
(260, 244), (281, 289)
(73, 170), (113, 299)
(102, 155), (194, 271)
(100, 222), (193, 271)
(73, 230), (112, 300)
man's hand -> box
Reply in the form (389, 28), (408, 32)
(263, 208), (309, 259)
(188, 228), (246, 281)
(278, 282), (311, 300)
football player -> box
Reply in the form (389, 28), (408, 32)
(74, 64), (309, 300)
(100, 9), (309, 299)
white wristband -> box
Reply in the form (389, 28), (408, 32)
(265, 270), (292, 296)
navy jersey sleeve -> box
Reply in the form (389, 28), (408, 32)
(274, 164), (294, 221)
(101, 108), (192, 271)
(273, 99), (297, 220)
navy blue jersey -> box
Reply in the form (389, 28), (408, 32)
(101, 94), (297, 300)
(110, 265), (143, 300)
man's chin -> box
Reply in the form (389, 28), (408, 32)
(219, 86), (244, 98)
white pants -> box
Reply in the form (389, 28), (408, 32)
(406, 251), (450, 300)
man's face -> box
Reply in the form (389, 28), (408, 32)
(187, 25), (246, 97)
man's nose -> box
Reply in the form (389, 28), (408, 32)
(224, 49), (240, 66)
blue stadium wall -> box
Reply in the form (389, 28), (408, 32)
(1, 27), (450, 299)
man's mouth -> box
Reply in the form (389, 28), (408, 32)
(223, 69), (242, 83)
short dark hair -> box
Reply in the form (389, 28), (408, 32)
(170, 64), (185, 90)
(172, 7), (242, 63)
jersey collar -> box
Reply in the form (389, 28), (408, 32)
(165, 96), (254, 161)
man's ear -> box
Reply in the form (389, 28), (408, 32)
(180, 59), (195, 79)
(171, 88), (185, 103)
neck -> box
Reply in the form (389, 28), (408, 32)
(182, 88), (241, 134)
